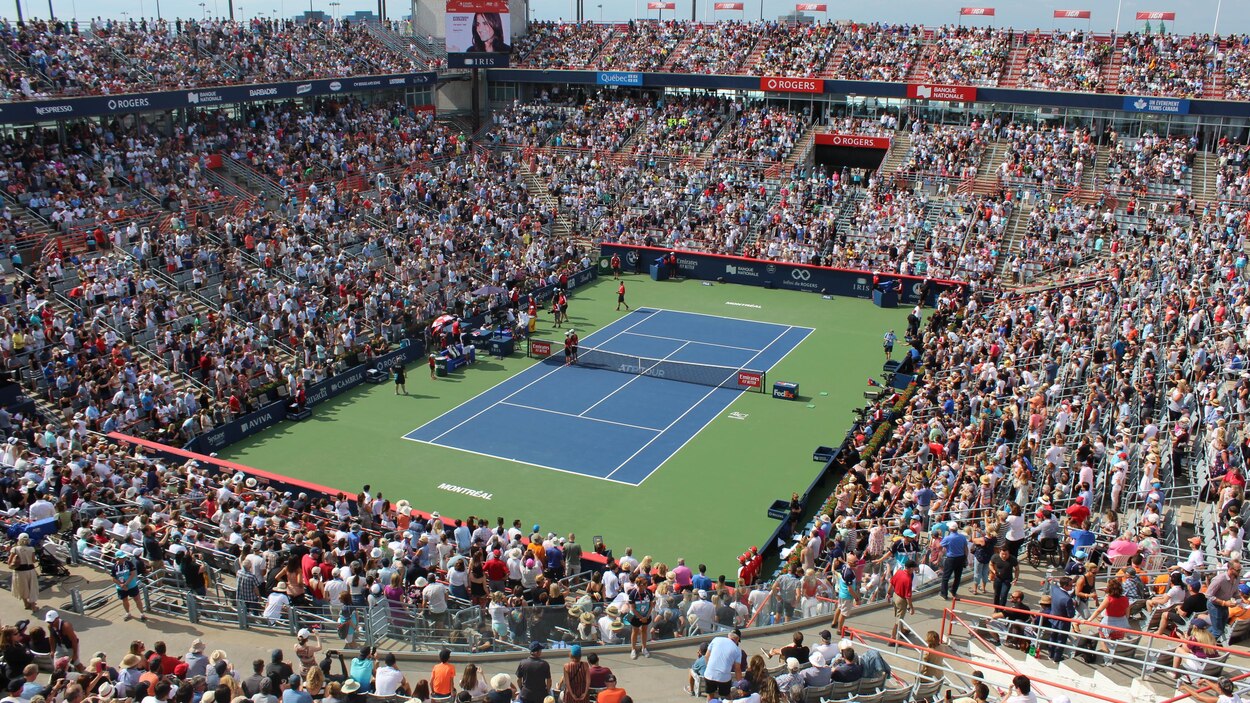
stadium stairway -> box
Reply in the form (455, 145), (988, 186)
(743, 34), (773, 74)
(998, 39), (1030, 88)
(658, 34), (693, 71)
(816, 39), (851, 80)
(993, 202), (1032, 282)
(878, 132), (913, 177)
(1194, 151), (1221, 203)
(517, 162), (578, 244)
(1097, 35), (1124, 93)
(361, 21), (432, 69)
(781, 125), (818, 171)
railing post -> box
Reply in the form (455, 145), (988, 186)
(237, 600), (249, 630)
(66, 538), (80, 565)
(187, 593), (199, 624)
(290, 609), (300, 636)
(141, 583), (152, 613)
(69, 588), (83, 615)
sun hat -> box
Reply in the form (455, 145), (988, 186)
(490, 674), (512, 692)
(340, 680), (360, 694)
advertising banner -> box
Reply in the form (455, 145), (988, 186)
(597, 244), (963, 306)
(1054, 9), (1091, 18)
(1122, 96), (1190, 114)
(596, 72), (644, 86)
(446, 0), (512, 68)
(647, 1), (677, 7)
(815, 133), (892, 149)
(0, 72), (436, 126)
(1135, 11), (1175, 20)
(713, 2), (745, 8)
(759, 76), (825, 93)
(796, 3), (828, 10)
(186, 342), (423, 454)
(907, 83), (978, 101)
(959, 7), (995, 15)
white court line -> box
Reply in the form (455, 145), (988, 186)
(604, 324), (795, 481)
(646, 306), (816, 333)
(634, 325), (816, 486)
(577, 341), (691, 419)
(408, 309), (659, 444)
(499, 401), (663, 433)
(403, 437), (641, 487)
(620, 331), (760, 353)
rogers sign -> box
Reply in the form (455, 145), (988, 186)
(907, 83), (978, 102)
(760, 76), (824, 94)
(815, 133), (891, 149)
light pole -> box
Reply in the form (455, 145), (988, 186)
(198, 1), (206, 17)
(1114, 0), (1122, 35)
(329, 0), (338, 18)
(1215, 0), (1223, 34)
(596, 2), (601, 20)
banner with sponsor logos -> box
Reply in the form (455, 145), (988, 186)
(815, 132), (891, 149)
(597, 244), (963, 306)
(596, 71), (644, 86)
(0, 72), (436, 125)
(185, 342), (424, 454)
(647, 1), (676, 7)
(1135, 11), (1175, 20)
(1122, 96), (1190, 114)
(759, 76), (824, 94)
(713, 2), (745, 8)
(907, 83), (978, 102)
(795, 3), (827, 10)
(1054, 9), (1091, 18)
(960, 6), (995, 14)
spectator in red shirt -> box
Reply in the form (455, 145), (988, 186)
(149, 642), (179, 676)
(1065, 496), (1091, 530)
(889, 560), (917, 641)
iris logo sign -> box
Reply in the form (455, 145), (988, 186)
(791, 269), (811, 281)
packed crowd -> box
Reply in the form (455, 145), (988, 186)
(1013, 30), (1108, 94)
(664, 21), (761, 76)
(595, 20), (686, 73)
(706, 105), (810, 164)
(1115, 31), (1211, 98)
(0, 17), (425, 101)
(751, 21), (839, 78)
(822, 23), (922, 83)
(1103, 132), (1196, 195)
(899, 121), (991, 181)
(1213, 138), (1250, 202)
(997, 124), (1095, 191)
(12, 18), (1250, 104)
(512, 21), (614, 70)
(919, 25), (1012, 86)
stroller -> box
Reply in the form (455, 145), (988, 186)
(5, 518), (71, 582)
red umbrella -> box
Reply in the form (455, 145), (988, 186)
(430, 314), (456, 335)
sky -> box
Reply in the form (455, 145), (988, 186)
(1, 0), (1241, 36)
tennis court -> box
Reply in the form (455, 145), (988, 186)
(404, 308), (813, 485)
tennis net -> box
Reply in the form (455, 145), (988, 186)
(527, 338), (765, 392)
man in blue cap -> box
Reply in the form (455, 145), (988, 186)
(557, 645), (589, 703)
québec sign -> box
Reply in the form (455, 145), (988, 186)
(759, 76), (824, 94)
(907, 83), (977, 102)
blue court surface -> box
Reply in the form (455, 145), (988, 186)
(403, 308), (813, 486)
